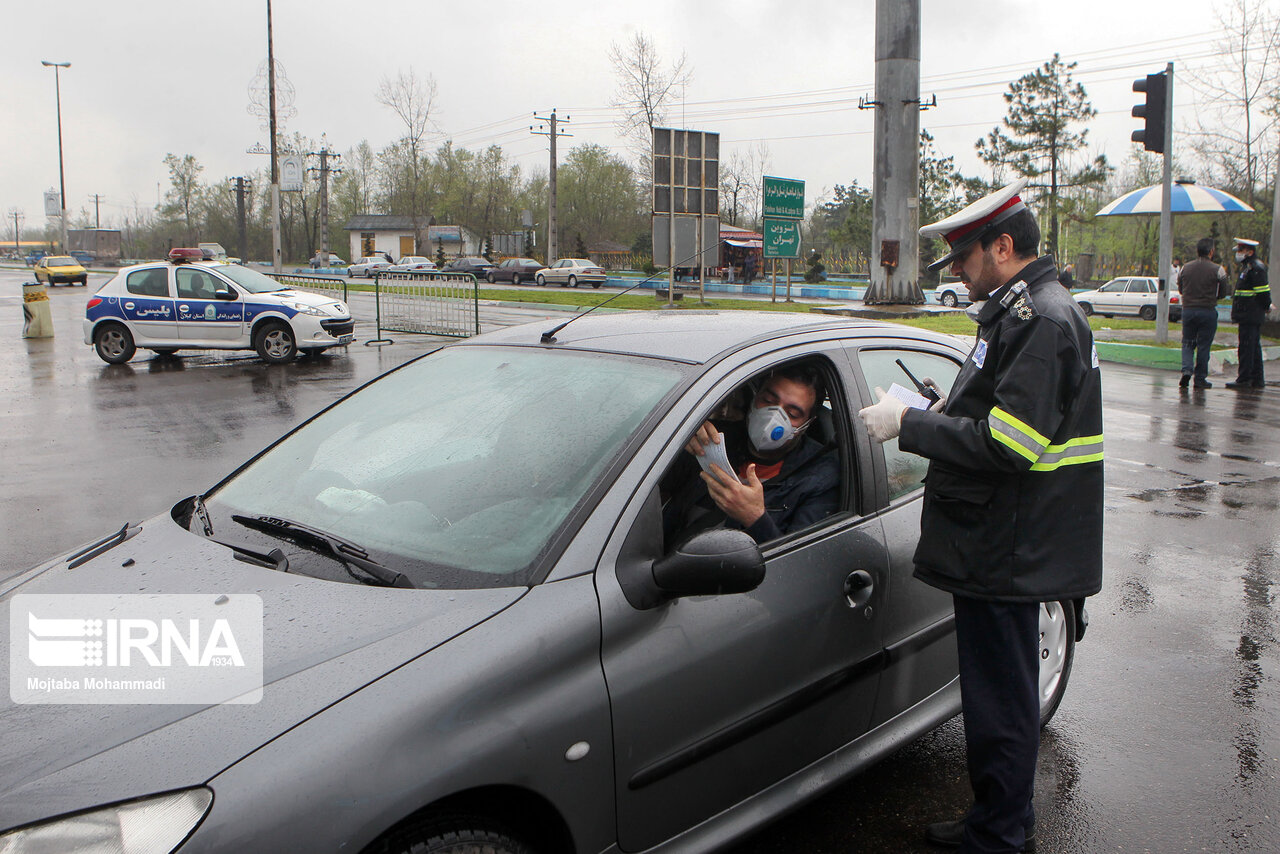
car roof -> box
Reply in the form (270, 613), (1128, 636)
(464, 310), (961, 364)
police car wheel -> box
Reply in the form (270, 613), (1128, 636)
(254, 322), (297, 364)
(941, 291), (958, 307)
(1038, 599), (1076, 728)
(94, 323), (136, 365)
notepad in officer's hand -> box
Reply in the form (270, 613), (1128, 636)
(696, 432), (743, 485)
(887, 382), (932, 411)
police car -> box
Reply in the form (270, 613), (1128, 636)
(83, 248), (354, 365)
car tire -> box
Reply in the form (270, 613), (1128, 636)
(536, 274), (546, 286)
(254, 321), (297, 364)
(511, 273), (521, 285)
(486, 273), (496, 284)
(1078, 301), (1093, 316)
(1139, 305), (1156, 321)
(940, 291), (958, 307)
(381, 816), (534, 854)
(94, 323), (136, 365)
(77, 277), (87, 287)
(591, 280), (602, 289)
(1038, 599), (1076, 728)
(568, 275), (578, 288)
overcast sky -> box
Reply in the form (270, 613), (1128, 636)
(1, 0), (1251, 233)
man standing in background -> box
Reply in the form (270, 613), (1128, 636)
(1177, 238), (1227, 389)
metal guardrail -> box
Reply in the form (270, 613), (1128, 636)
(372, 271), (480, 341)
(268, 272), (349, 303)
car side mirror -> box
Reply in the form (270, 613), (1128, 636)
(652, 529), (765, 598)
(214, 288), (237, 301)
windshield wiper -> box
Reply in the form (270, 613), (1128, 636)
(230, 514), (414, 588)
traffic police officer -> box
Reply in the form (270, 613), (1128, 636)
(859, 179), (1104, 853)
(1226, 237), (1271, 390)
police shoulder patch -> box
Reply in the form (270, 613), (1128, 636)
(1011, 294), (1036, 321)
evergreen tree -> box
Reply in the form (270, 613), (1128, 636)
(975, 53), (1110, 261)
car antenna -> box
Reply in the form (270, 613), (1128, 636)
(540, 248), (715, 344)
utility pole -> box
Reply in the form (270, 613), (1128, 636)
(863, 0), (925, 304)
(307, 142), (342, 261)
(267, 0), (282, 273)
(9, 208), (22, 255)
(229, 177), (251, 262)
(531, 110), (571, 265)
(89, 193), (102, 228)
(41, 60), (71, 253)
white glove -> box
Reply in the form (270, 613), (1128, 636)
(858, 387), (908, 443)
(921, 376), (947, 412)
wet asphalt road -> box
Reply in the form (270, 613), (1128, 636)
(3, 268), (1279, 852)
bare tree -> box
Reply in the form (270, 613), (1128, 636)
(609, 32), (693, 153)
(1185, 0), (1280, 204)
(376, 69), (439, 235)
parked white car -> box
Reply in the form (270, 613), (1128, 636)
(934, 281), (970, 307)
(535, 258), (607, 288)
(1073, 276), (1182, 321)
(387, 256), (439, 273)
(84, 249), (354, 364)
(348, 256), (393, 278)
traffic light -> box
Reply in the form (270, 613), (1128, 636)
(1132, 72), (1168, 153)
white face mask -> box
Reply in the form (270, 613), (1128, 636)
(1236, 251), (1248, 263)
(747, 404), (804, 452)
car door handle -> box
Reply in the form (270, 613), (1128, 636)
(844, 570), (874, 610)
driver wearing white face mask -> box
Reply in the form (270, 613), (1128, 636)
(670, 364), (840, 543)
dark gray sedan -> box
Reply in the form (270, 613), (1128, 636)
(0, 312), (1081, 853)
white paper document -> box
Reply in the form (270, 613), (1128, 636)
(887, 382), (932, 411)
(696, 432), (743, 484)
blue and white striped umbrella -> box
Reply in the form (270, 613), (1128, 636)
(1095, 182), (1254, 215)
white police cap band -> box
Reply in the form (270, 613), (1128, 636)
(919, 178), (1030, 273)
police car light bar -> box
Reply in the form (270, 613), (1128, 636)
(169, 248), (204, 264)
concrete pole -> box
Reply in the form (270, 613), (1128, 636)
(548, 111), (558, 266)
(267, 0), (282, 272)
(1270, 140), (1280, 280)
(865, 0), (922, 305)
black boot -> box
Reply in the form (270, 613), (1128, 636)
(925, 817), (1037, 851)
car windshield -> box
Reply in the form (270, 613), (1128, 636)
(46, 256), (75, 265)
(212, 264), (288, 294)
(206, 345), (684, 588)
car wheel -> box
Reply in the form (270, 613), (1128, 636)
(511, 273), (521, 285)
(591, 280), (602, 289)
(568, 275), (578, 288)
(254, 321), (297, 364)
(1078, 301), (1093, 316)
(536, 274), (546, 286)
(486, 272), (496, 284)
(940, 291), (958, 307)
(381, 816), (534, 854)
(1139, 305), (1156, 321)
(1038, 599), (1076, 727)
(77, 277), (88, 287)
(94, 323), (136, 365)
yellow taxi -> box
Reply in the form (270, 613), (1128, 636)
(34, 255), (89, 287)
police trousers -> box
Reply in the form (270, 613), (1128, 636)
(954, 595), (1040, 853)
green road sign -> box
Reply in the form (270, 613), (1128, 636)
(763, 218), (801, 259)
(762, 176), (805, 220)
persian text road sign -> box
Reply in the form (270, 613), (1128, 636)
(763, 218), (801, 259)
(763, 176), (804, 220)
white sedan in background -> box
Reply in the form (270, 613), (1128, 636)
(387, 256), (439, 273)
(535, 258), (607, 288)
(1073, 276), (1181, 321)
(348, 256), (393, 278)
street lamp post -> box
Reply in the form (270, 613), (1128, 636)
(41, 60), (71, 253)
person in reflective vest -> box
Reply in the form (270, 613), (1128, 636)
(859, 178), (1103, 854)
(1226, 237), (1271, 390)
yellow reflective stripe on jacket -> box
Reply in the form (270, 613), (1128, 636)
(1029, 434), (1105, 470)
(1235, 286), (1268, 295)
(989, 406), (1050, 463)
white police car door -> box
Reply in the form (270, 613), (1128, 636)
(175, 267), (244, 341)
(117, 267), (178, 343)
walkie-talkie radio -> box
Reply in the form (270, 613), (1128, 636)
(895, 358), (941, 406)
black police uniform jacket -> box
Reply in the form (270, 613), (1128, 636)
(898, 256), (1104, 602)
(1230, 256), (1270, 325)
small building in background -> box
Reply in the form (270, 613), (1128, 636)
(344, 216), (481, 261)
(67, 228), (122, 261)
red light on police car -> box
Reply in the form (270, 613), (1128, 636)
(169, 248), (204, 264)
(87, 297), (102, 308)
